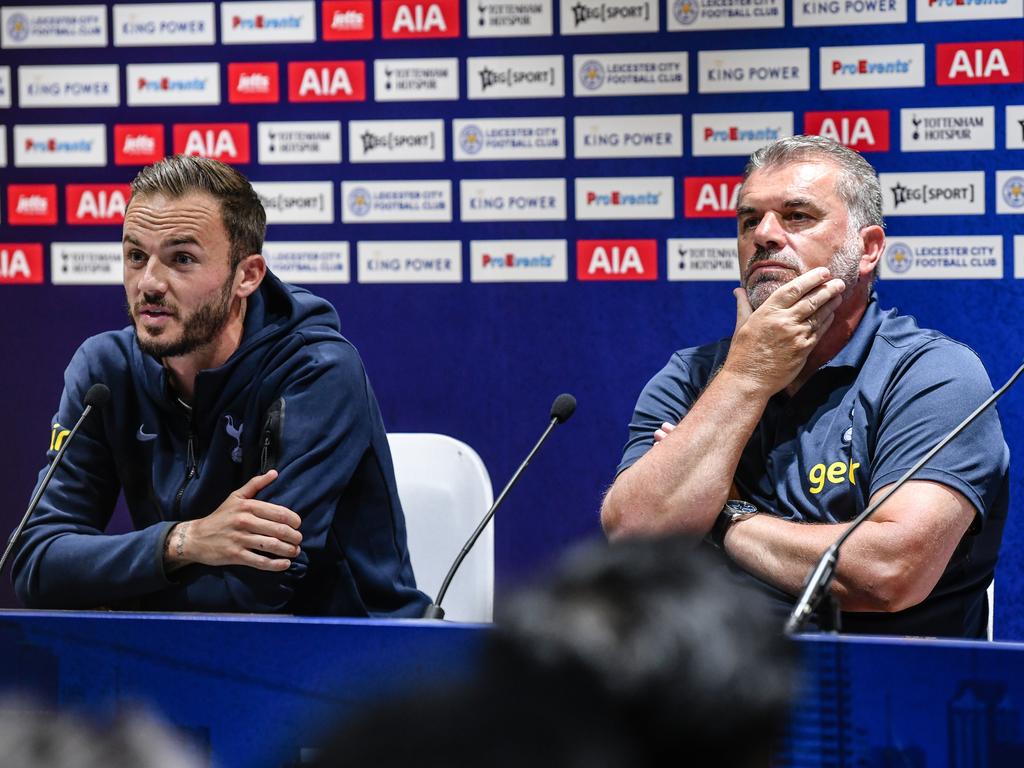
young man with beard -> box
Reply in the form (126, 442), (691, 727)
(12, 155), (427, 617)
(601, 136), (1008, 638)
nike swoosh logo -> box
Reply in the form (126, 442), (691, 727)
(137, 425), (157, 442)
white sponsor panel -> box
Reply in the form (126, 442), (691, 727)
(51, 242), (123, 286)
(880, 171), (985, 216)
(374, 58), (459, 102)
(467, 55), (564, 99)
(917, 0), (1022, 22)
(252, 181), (334, 224)
(574, 114), (682, 158)
(575, 177), (675, 220)
(357, 241), (462, 284)
(574, 52), (688, 96)
(469, 1), (553, 37)
(127, 63), (220, 106)
(692, 112), (793, 156)
(820, 44), (925, 90)
(453, 117), (565, 161)
(470, 240), (568, 282)
(2, 5), (107, 48)
(997, 171), (1024, 214)
(221, 1), (315, 44)
(1016, 235), (1024, 278)
(1006, 106), (1024, 150)
(881, 237), (1002, 280)
(18, 65), (119, 108)
(343, 181), (452, 223)
(0, 67), (12, 108)
(14, 124), (106, 167)
(900, 106), (994, 152)
(561, 0), (659, 34)
(793, 0), (905, 27)
(666, 238), (739, 281)
(113, 3), (215, 46)
(460, 178), (566, 221)
(698, 48), (809, 93)
(668, 0), (785, 30)
(349, 119), (444, 163)
(0, 129), (6, 168)
(262, 242), (350, 284)
(257, 121), (341, 164)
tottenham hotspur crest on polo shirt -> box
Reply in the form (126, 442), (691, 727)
(224, 415), (244, 463)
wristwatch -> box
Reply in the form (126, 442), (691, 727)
(708, 500), (758, 550)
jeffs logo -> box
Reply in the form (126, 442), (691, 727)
(885, 242), (913, 274)
(114, 124), (163, 165)
(8, 185), (57, 226)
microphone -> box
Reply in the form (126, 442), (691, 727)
(423, 393), (577, 620)
(785, 360), (1024, 635)
(0, 383), (110, 575)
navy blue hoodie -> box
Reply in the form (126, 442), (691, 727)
(12, 271), (428, 616)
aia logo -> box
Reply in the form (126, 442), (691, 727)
(936, 41), (1023, 85)
(114, 124), (164, 165)
(287, 61), (366, 102)
(228, 63), (279, 104)
(7, 185), (57, 226)
(381, 1), (459, 39)
(576, 240), (657, 281)
(804, 110), (889, 152)
(684, 177), (742, 219)
(323, 1), (373, 40)
(0, 244), (44, 284)
(173, 123), (250, 164)
(66, 184), (131, 225)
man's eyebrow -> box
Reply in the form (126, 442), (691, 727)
(120, 233), (201, 247)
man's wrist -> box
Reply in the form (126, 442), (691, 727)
(164, 521), (191, 568)
(707, 500), (758, 550)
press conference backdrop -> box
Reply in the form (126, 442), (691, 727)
(1, 0), (1024, 636)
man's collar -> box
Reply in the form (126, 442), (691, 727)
(821, 291), (883, 370)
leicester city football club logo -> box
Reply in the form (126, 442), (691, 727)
(673, 0), (700, 24)
(347, 186), (371, 217)
(1002, 176), (1024, 209)
(459, 124), (483, 155)
(885, 242), (913, 274)
(7, 13), (29, 42)
(578, 59), (605, 91)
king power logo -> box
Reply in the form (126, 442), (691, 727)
(381, 1), (459, 39)
(173, 124), (250, 164)
(937, 41), (1024, 85)
(804, 110), (889, 152)
(577, 240), (657, 281)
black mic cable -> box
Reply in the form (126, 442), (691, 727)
(423, 393), (577, 620)
(0, 383), (111, 576)
(785, 360), (1024, 635)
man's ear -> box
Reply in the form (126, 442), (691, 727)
(859, 225), (885, 278)
(235, 253), (266, 298)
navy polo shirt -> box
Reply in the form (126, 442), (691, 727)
(617, 293), (1009, 638)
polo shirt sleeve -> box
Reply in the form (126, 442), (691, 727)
(616, 353), (705, 477)
(868, 338), (1008, 524)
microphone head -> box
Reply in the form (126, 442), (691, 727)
(550, 393), (577, 424)
(84, 383), (111, 409)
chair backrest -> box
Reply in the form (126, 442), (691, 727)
(387, 433), (494, 622)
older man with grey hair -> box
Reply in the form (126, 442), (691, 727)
(601, 135), (1008, 638)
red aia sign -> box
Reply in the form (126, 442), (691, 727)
(66, 184), (131, 225)
(7, 185), (58, 226)
(0, 243), (44, 284)
(684, 176), (742, 219)
(576, 240), (657, 282)
(172, 123), (251, 164)
(804, 110), (889, 152)
(114, 124), (164, 166)
(287, 61), (366, 102)
(323, 1), (373, 40)
(936, 41), (1024, 85)
(381, 1), (459, 39)
(228, 62), (280, 104)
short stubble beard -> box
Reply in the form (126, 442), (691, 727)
(129, 272), (236, 359)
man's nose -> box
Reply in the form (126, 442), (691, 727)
(753, 211), (786, 251)
(137, 257), (168, 295)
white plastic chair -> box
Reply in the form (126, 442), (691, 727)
(387, 433), (494, 623)
(987, 580), (994, 641)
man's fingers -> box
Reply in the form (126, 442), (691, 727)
(797, 278), (846, 319)
(248, 534), (301, 559)
(244, 499), (302, 530)
(234, 469), (278, 500)
(766, 267), (831, 309)
(653, 422), (675, 443)
(238, 551), (292, 572)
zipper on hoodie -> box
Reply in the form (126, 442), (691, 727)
(173, 418), (197, 518)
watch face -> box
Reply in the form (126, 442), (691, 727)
(724, 500), (757, 517)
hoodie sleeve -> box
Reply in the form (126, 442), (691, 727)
(11, 342), (176, 608)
